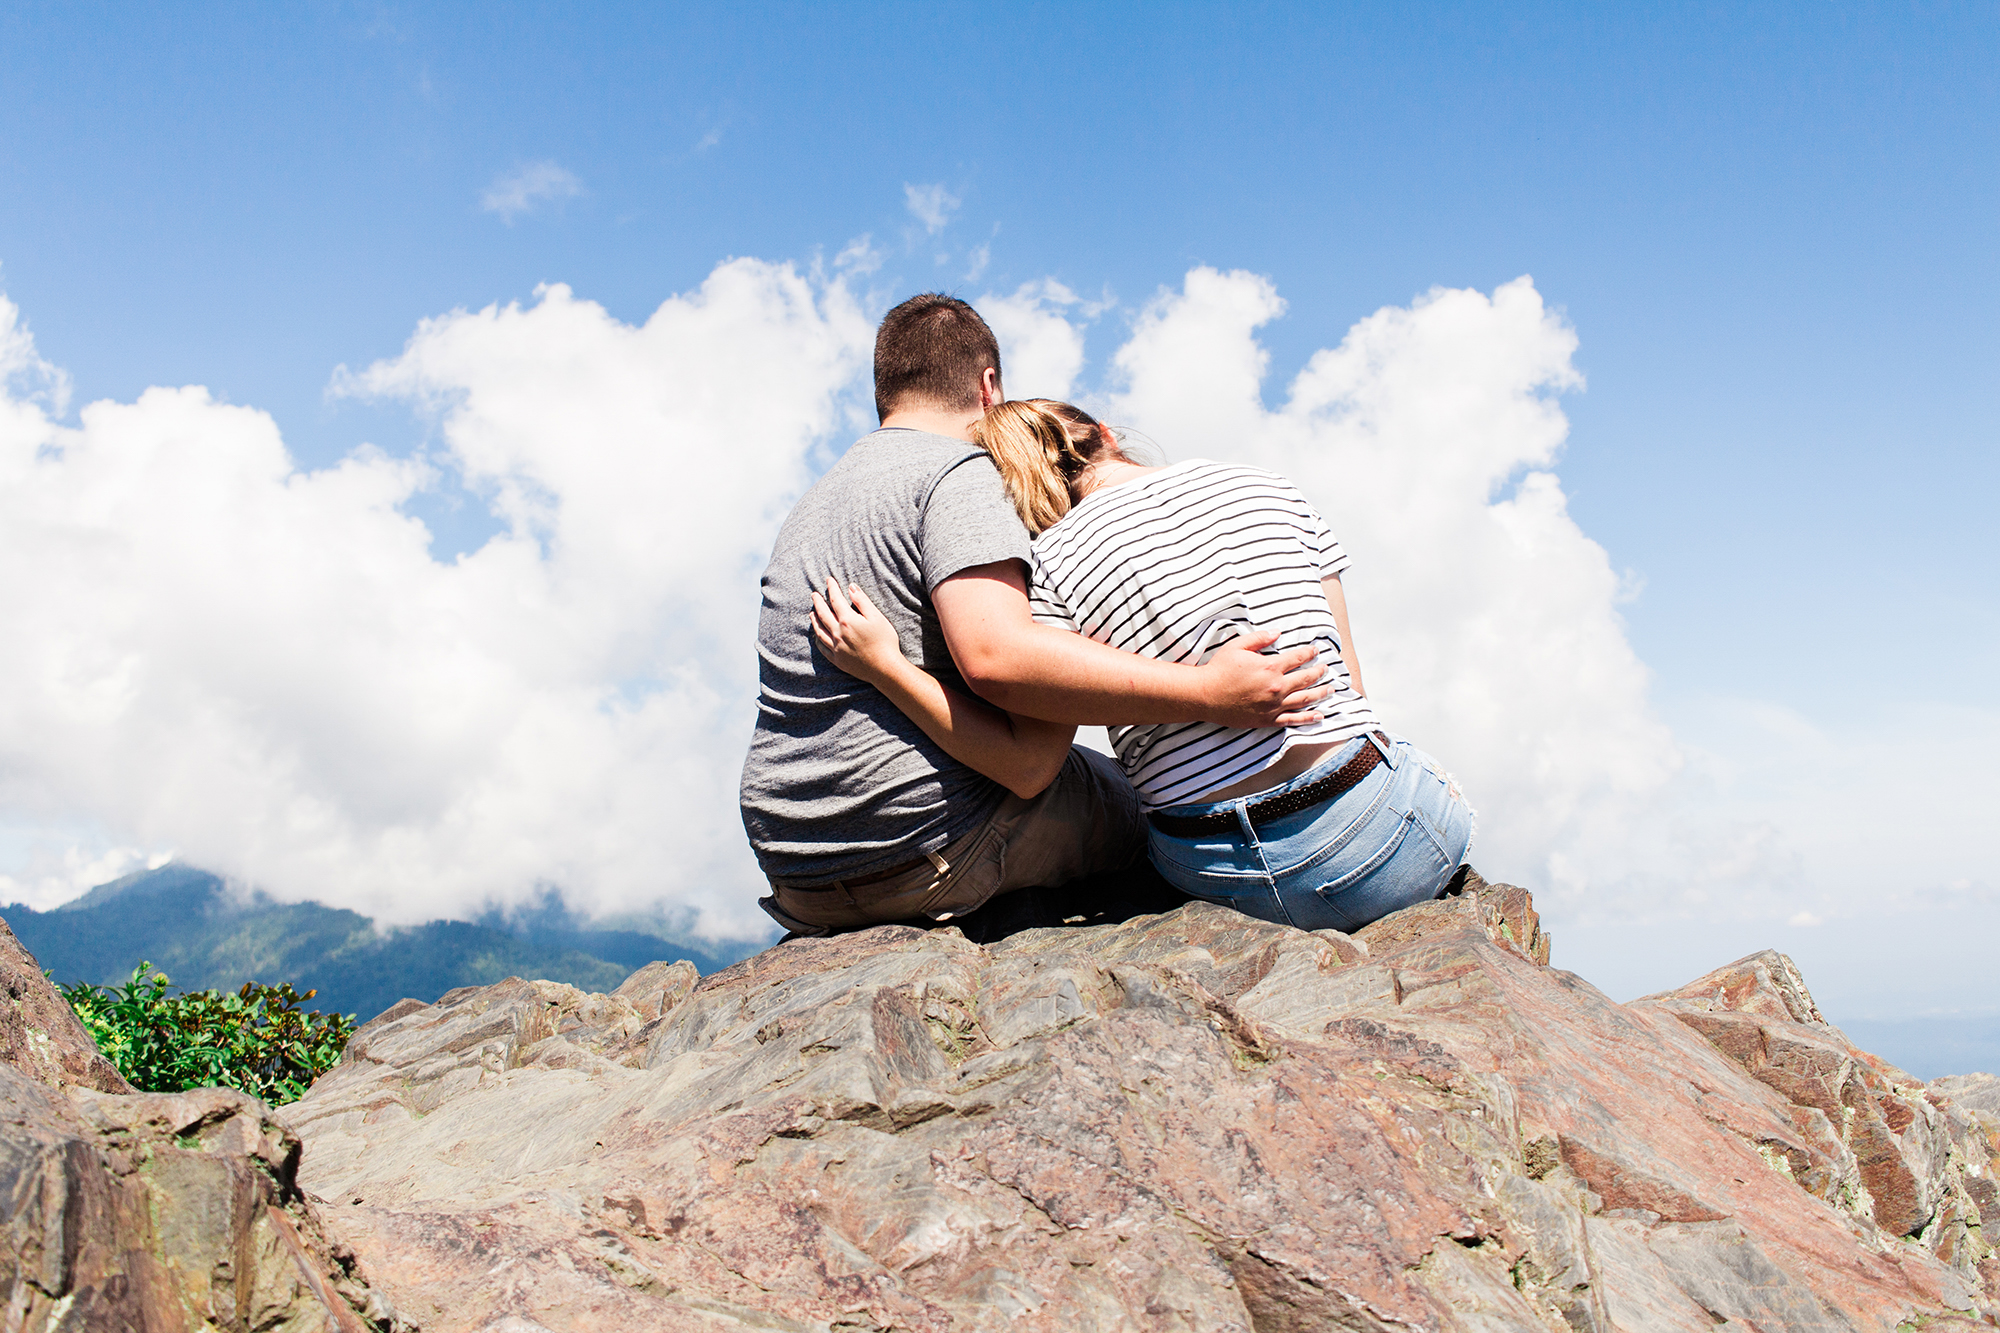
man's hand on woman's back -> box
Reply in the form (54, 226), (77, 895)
(1197, 629), (1331, 729)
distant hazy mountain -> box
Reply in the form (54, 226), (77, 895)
(4, 864), (762, 1024)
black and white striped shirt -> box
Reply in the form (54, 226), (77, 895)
(1028, 460), (1380, 809)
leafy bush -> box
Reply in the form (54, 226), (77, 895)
(60, 962), (355, 1105)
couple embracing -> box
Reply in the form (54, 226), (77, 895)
(739, 293), (1472, 942)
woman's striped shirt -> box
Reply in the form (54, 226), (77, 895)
(1027, 459), (1380, 810)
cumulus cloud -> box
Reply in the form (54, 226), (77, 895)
(1096, 269), (1682, 912)
(903, 183), (959, 235)
(481, 160), (584, 221)
(5, 261), (1984, 949)
(0, 268), (1715, 937)
(981, 279), (1093, 401)
(832, 235), (884, 277)
(0, 827), (170, 910)
(0, 268), (868, 937)
(0, 292), (71, 416)
(1081, 271), (1999, 928)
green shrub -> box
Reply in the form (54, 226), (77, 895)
(60, 961), (355, 1105)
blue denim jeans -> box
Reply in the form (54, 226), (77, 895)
(1147, 733), (1474, 933)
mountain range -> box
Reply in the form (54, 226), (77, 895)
(4, 863), (763, 1023)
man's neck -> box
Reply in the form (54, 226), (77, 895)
(877, 404), (983, 442)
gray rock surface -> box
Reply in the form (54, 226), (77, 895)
(285, 873), (2000, 1331)
(0, 912), (395, 1332)
(1938, 1072), (2000, 1120)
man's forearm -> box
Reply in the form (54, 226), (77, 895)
(965, 621), (1214, 725)
(933, 561), (1324, 730)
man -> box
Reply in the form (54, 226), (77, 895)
(739, 293), (1325, 936)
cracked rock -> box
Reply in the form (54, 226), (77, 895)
(272, 872), (1996, 1331)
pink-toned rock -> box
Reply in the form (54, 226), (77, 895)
(612, 957), (699, 1022)
(1355, 867), (1551, 967)
(282, 877), (1998, 1331)
(1641, 949), (1997, 1277)
(0, 911), (396, 1331)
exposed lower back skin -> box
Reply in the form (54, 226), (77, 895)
(1195, 739), (1344, 803)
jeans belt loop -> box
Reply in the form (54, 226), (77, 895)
(1231, 798), (1258, 846)
(1367, 729), (1396, 769)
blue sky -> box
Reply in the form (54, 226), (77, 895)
(2, 2), (1995, 1069)
(4, 2), (1992, 703)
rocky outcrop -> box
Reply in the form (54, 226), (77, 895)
(1938, 1073), (2000, 1124)
(0, 914), (395, 1331)
(285, 873), (1999, 1331)
(0, 915), (131, 1094)
(1639, 951), (1999, 1286)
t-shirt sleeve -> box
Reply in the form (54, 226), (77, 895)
(1305, 501), (1352, 579)
(919, 456), (1033, 591)
(1027, 548), (1079, 631)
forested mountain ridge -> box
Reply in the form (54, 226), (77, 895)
(7, 863), (755, 1023)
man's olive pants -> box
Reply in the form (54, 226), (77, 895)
(761, 747), (1146, 935)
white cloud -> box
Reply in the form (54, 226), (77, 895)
(1099, 269), (1683, 914)
(1087, 270), (2000, 934)
(0, 819), (174, 910)
(963, 243), (991, 283)
(1658, 695), (2000, 921)
(832, 235), (884, 277)
(903, 182), (959, 235)
(3, 262), (1989, 962)
(481, 160), (584, 222)
(981, 279), (1092, 401)
(0, 290), (71, 416)
(0, 265), (868, 939)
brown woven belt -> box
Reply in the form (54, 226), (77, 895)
(1148, 734), (1388, 839)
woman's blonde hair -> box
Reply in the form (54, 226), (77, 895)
(971, 399), (1113, 536)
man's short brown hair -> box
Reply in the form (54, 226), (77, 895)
(873, 293), (1002, 422)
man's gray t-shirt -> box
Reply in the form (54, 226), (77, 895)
(739, 429), (1033, 883)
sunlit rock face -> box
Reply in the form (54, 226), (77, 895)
(282, 874), (1998, 1332)
(1639, 950), (1997, 1268)
(0, 917), (391, 1332)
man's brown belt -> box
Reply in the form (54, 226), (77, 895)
(1147, 734), (1387, 839)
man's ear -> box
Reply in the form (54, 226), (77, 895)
(980, 366), (1003, 409)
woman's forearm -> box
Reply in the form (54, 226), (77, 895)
(1322, 573), (1365, 697)
(867, 656), (1076, 799)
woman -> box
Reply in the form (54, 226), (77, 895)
(812, 399), (1472, 933)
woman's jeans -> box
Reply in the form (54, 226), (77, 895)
(1147, 733), (1474, 934)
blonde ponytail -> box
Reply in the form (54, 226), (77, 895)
(972, 399), (1112, 536)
